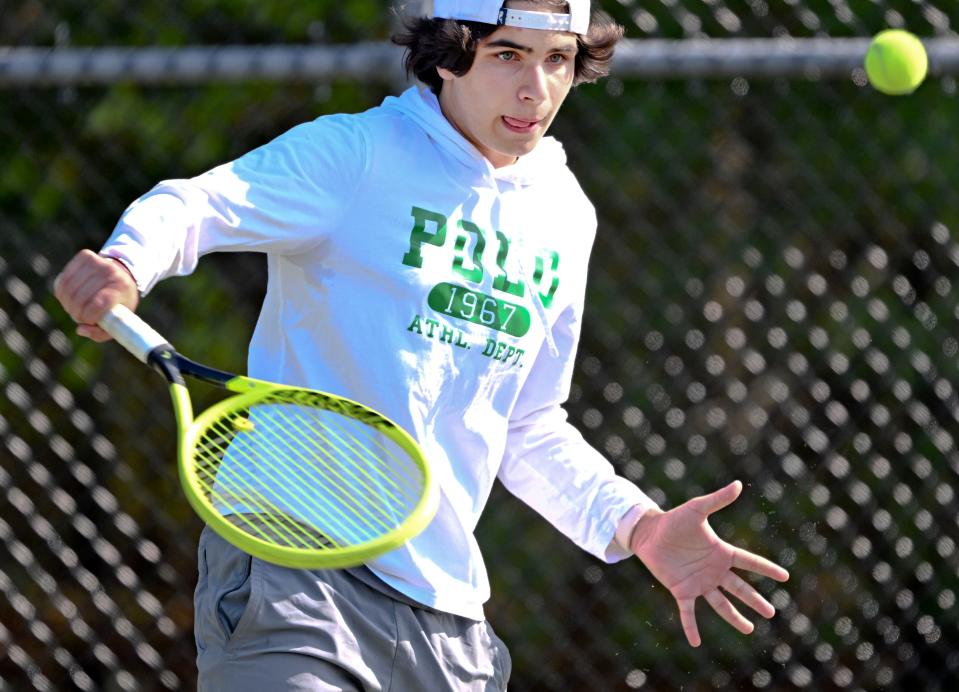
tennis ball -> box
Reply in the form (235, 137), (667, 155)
(864, 29), (928, 95)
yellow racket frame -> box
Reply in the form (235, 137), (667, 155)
(169, 378), (438, 569)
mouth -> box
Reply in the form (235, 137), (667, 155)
(501, 116), (542, 134)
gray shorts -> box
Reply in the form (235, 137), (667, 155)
(194, 527), (512, 691)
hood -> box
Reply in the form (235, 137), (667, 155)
(381, 86), (569, 189)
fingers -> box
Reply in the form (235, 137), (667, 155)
(677, 598), (701, 648)
(54, 250), (93, 320)
(54, 250), (138, 330)
(69, 268), (115, 320)
(676, 573), (779, 647)
(76, 324), (116, 343)
(722, 572), (776, 619)
(732, 547), (790, 582)
(704, 589), (754, 635)
(693, 480), (743, 516)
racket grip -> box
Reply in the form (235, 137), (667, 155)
(98, 304), (171, 363)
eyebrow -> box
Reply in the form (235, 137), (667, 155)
(484, 38), (578, 54)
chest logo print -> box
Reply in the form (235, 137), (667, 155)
(401, 205), (563, 368)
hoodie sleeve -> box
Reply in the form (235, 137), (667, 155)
(100, 114), (369, 294)
(496, 294), (660, 563)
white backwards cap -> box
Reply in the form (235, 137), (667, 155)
(432, 1), (590, 35)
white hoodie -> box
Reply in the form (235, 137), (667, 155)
(102, 86), (657, 620)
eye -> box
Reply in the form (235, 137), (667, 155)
(547, 53), (570, 64)
(496, 50), (518, 62)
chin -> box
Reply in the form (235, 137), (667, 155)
(488, 138), (540, 166)
(511, 140), (540, 158)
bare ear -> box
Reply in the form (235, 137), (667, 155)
(436, 66), (456, 82)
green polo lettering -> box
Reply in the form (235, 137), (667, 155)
(402, 206), (448, 268)
(452, 220), (486, 284)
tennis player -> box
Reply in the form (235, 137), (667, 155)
(55, 1), (790, 689)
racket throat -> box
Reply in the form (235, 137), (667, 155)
(147, 346), (187, 384)
(146, 347), (236, 388)
(168, 382), (194, 428)
(178, 355), (241, 388)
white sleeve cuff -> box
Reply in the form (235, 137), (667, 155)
(614, 504), (651, 553)
(602, 489), (661, 563)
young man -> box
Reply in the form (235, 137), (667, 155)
(54, 1), (789, 690)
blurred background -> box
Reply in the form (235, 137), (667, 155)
(2, 1), (958, 690)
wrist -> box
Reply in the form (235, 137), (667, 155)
(106, 256), (137, 285)
(101, 254), (141, 302)
(629, 507), (665, 554)
(614, 505), (647, 552)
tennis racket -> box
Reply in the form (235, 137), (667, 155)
(98, 304), (437, 569)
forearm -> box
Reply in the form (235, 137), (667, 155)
(500, 418), (659, 561)
(100, 119), (359, 294)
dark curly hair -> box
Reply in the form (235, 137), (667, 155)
(392, 2), (625, 95)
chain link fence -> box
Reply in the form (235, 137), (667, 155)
(2, 1), (959, 690)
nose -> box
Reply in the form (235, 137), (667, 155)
(518, 64), (549, 103)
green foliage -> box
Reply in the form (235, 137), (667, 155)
(3, 0), (393, 45)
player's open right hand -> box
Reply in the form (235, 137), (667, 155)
(54, 249), (139, 342)
(629, 481), (789, 647)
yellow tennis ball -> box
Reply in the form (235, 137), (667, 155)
(864, 29), (928, 95)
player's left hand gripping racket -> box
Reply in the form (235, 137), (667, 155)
(99, 304), (437, 569)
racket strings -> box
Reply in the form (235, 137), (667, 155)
(241, 403), (420, 527)
(193, 445), (322, 550)
(196, 416), (399, 551)
(191, 390), (425, 553)
(204, 411), (402, 544)
(278, 406), (414, 507)
(195, 428), (347, 551)
(196, 416), (389, 550)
